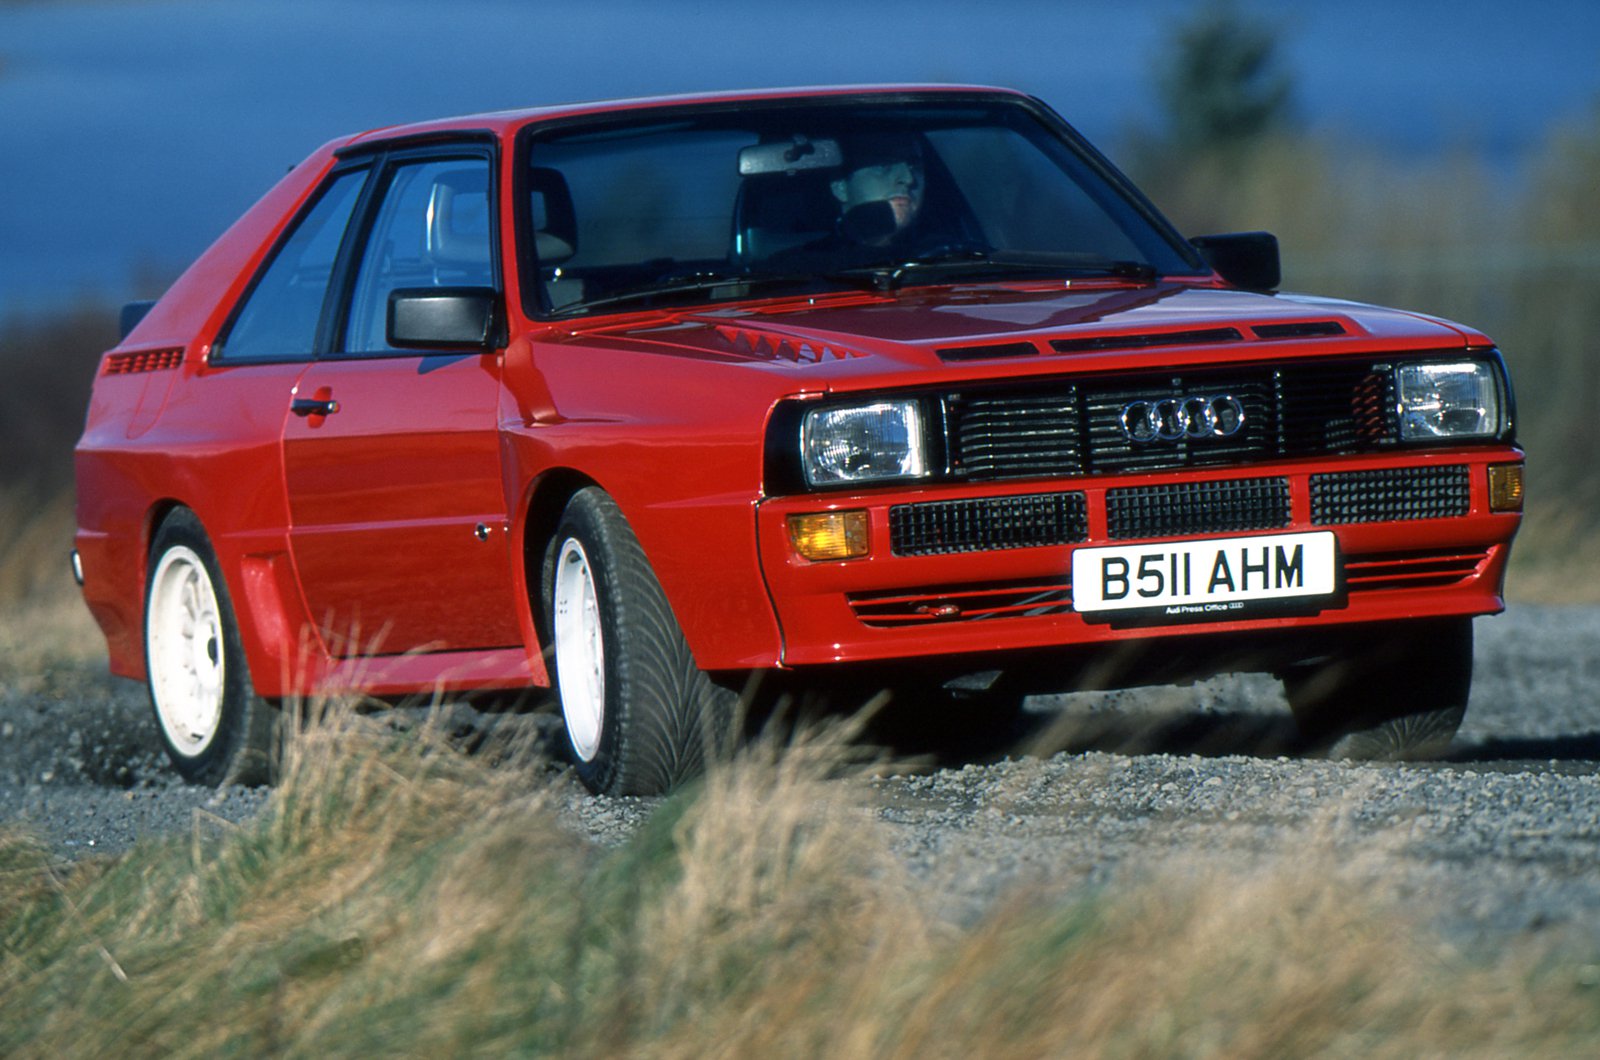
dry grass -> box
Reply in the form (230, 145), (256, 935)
(1, 701), (1597, 1057)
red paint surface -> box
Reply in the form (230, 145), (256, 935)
(74, 87), (1523, 699)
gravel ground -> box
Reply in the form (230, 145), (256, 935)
(3, 604), (1598, 947)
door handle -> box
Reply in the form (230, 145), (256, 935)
(291, 396), (340, 417)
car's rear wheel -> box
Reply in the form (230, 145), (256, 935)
(144, 509), (278, 785)
(1281, 617), (1472, 761)
(546, 488), (736, 795)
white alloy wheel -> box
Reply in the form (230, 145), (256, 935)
(553, 537), (606, 762)
(146, 545), (227, 758)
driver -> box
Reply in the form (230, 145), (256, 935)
(828, 131), (926, 247)
(762, 131), (946, 270)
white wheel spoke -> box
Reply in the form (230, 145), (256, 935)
(554, 538), (606, 763)
(147, 545), (226, 757)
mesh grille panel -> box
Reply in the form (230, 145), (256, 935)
(889, 492), (1088, 556)
(1106, 477), (1291, 540)
(1310, 466), (1471, 525)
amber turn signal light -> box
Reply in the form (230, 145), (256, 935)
(788, 510), (869, 562)
(1488, 464), (1524, 512)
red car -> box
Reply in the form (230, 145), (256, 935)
(74, 86), (1523, 793)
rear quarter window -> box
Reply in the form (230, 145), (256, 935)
(214, 168), (368, 363)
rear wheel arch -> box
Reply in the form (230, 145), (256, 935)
(142, 505), (279, 785)
(136, 500), (194, 637)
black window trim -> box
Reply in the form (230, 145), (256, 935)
(210, 136), (505, 368)
(208, 161), (376, 367)
(324, 142), (505, 360)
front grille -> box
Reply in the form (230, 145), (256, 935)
(1311, 465), (1471, 524)
(948, 389), (1082, 480)
(1080, 371), (1277, 474)
(889, 492), (1088, 556)
(850, 577), (1074, 626)
(944, 360), (1394, 481)
(1106, 477), (1290, 540)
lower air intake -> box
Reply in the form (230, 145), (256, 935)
(1106, 477), (1290, 540)
(1311, 466), (1471, 525)
(889, 492), (1088, 556)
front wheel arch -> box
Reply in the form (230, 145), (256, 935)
(540, 487), (737, 794)
(519, 468), (603, 656)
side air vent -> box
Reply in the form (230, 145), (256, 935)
(1050, 327), (1244, 354)
(937, 342), (1038, 362)
(1252, 320), (1349, 340)
(104, 347), (184, 375)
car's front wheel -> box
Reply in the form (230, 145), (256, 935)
(144, 509), (278, 785)
(545, 488), (736, 795)
(1281, 617), (1472, 760)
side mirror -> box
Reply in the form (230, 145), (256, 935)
(1190, 232), (1280, 292)
(387, 287), (502, 350)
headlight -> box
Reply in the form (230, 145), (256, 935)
(801, 400), (928, 487)
(1395, 361), (1502, 441)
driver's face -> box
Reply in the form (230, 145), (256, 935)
(832, 160), (925, 234)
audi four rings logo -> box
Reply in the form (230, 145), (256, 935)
(1120, 394), (1247, 443)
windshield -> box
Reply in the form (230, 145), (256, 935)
(518, 96), (1201, 318)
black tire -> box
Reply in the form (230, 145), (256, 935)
(544, 488), (737, 795)
(144, 508), (278, 786)
(1282, 617), (1472, 761)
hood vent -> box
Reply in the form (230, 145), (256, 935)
(1252, 320), (1348, 340)
(937, 341), (1038, 362)
(936, 320), (1351, 365)
(713, 324), (861, 364)
(1050, 327), (1244, 354)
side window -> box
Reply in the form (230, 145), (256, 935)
(342, 157), (495, 354)
(215, 169), (367, 363)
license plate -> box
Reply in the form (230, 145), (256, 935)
(1072, 531), (1337, 618)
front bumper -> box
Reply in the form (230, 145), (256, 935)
(757, 448), (1522, 667)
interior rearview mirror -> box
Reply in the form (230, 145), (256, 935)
(738, 137), (843, 176)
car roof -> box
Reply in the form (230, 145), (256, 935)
(336, 84), (1032, 152)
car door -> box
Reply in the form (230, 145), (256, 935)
(282, 150), (523, 657)
(196, 161), (371, 556)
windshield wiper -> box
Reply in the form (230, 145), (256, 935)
(550, 272), (770, 317)
(839, 250), (1160, 292)
(550, 253), (1159, 317)
(551, 266), (898, 318)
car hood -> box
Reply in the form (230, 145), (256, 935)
(555, 282), (1487, 379)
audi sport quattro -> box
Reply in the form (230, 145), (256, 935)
(73, 86), (1523, 794)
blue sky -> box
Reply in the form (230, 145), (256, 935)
(2, 0), (1597, 317)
